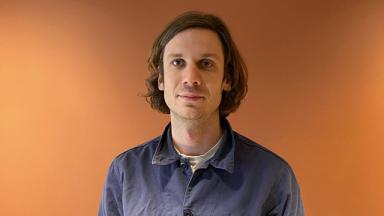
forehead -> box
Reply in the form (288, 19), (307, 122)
(163, 28), (224, 58)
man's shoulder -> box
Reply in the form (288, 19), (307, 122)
(233, 132), (293, 172)
(111, 136), (161, 166)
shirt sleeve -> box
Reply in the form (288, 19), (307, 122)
(267, 166), (305, 216)
(98, 160), (124, 216)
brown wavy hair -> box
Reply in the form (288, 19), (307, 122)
(145, 11), (248, 117)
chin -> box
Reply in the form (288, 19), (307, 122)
(172, 110), (204, 121)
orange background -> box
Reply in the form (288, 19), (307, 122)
(1, 1), (383, 215)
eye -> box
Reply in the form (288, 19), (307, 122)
(171, 59), (185, 67)
(200, 59), (214, 69)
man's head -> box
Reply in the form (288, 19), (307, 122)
(145, 11), (248, 118)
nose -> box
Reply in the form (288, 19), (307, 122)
(182, 64), (202, 86)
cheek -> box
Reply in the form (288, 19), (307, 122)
(163, 74), (180, 88)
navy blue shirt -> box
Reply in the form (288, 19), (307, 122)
(99, 119), (304, 215)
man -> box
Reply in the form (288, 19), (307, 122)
(99, 11), (304, 216)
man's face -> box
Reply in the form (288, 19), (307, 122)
(159, 28), (230, 121)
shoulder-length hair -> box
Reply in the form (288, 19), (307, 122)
(145, 11), (248, 117)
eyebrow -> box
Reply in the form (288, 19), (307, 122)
(166, 53), (183, 59)
(165, 53), (221, 60)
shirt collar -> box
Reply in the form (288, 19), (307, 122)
(151, 118), (235, 174)
(207, 118), (235, 173)
(151, 123), (180, 165)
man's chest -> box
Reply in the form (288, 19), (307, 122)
(121, 167), (270, 216)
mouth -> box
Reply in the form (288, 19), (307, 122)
(178, 94), (205, 101)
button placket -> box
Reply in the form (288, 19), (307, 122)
(181, 169), (200, 216)
(183, 209), (193, 216)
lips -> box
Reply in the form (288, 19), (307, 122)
(178, 94), (204, 101)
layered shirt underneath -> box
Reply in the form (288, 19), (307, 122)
(99, 119), (304, 216)
(174, 135), (223, 173)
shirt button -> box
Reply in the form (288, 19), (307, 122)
(183, 210), (193, 216)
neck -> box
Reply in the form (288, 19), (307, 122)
(170, 114), (223, 156)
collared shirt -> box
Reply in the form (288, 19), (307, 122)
(175, 135), (223, 173)
(98, 119), (305, 216)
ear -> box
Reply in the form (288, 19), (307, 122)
(222, 79), (231, 92)
(158, 75), (164, 91)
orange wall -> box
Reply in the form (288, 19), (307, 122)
(1, 1), (383, 215)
